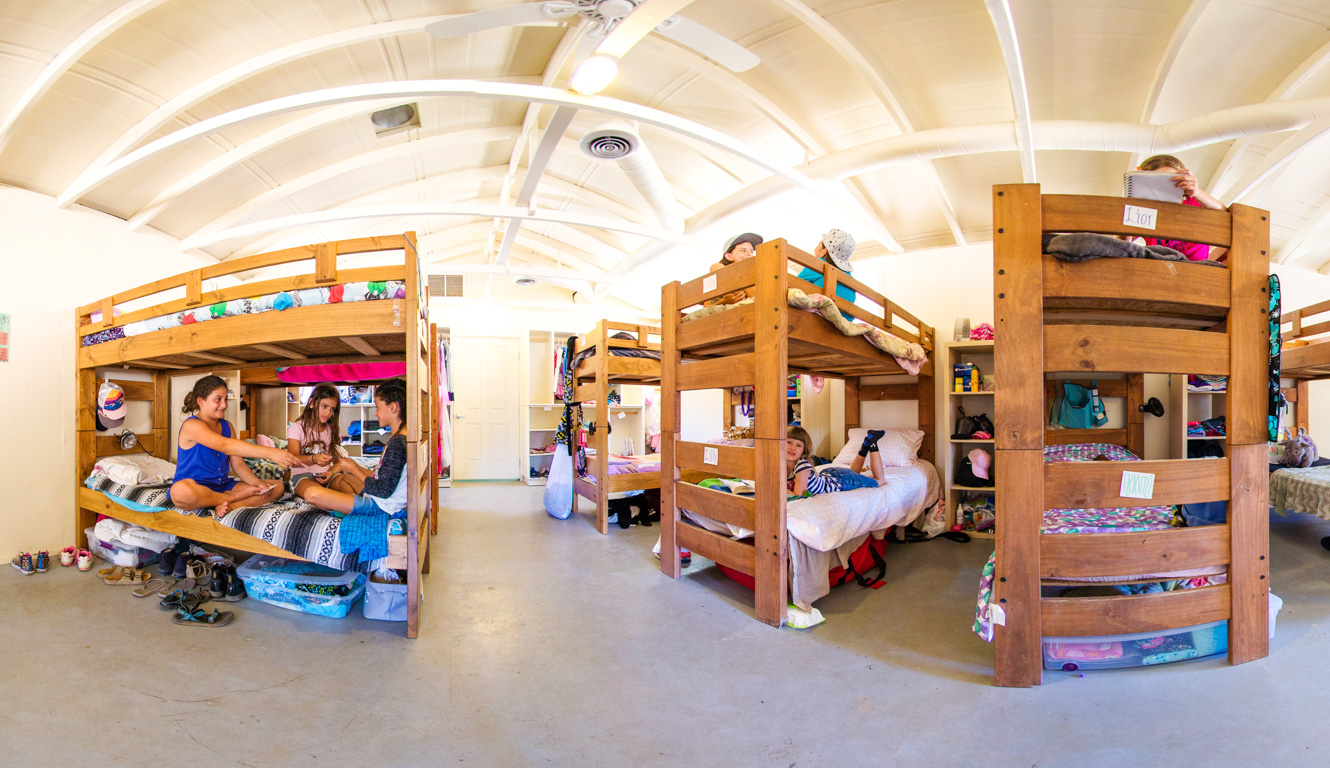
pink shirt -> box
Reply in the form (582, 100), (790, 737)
(1145, 196), (1210, 261)
(287, 421), (333, 474)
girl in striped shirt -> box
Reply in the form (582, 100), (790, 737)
(786, 425), (887, 496)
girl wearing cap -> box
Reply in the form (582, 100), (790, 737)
(169, 375), (301, 518)
(796, 228), (858, 321)
(703, 232), (763, 307)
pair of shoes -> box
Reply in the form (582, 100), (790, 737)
(102, 565), (150, 586)
(76, 549), (93, 571)
(209, 566), (247, 602)
(11, 552), (33, 576)
(59, 547), (77, 567)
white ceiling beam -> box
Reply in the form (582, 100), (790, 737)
(767, 0), (959, 248)
(56, 79), (839, 223)
(1275, 196), (1330, 265)
(984, 0), (1036, 184)
(1219, 118), (1330, 204)
(187, 203), (697, 251)
(1138, 0), (1210, 125)
(1210, 39), (1330, 195)
(0, 0), (173, 157)
(145, 126), (520, 234)
(491, 105), (579, 271)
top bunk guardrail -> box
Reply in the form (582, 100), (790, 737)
(75, 234), (422, 370)
(573, 321), (663, 356)
(673, 238), (932, 351)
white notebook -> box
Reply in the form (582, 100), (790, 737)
(1124, 171), (1185, 204)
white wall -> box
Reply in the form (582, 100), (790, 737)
(0, 186), (210, 556)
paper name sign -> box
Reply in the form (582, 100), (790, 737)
(703, 446), (719, 465)
(702, 274), (717, 293)
(1120, 470), (1156, 500)
(1123, 204), (1158, 230)
(617, 411), (626, 419)
(990, 603), (1006, 627)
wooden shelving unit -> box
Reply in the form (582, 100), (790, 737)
(1168, 376), (1228, 457)
(939, 340), (997, 538)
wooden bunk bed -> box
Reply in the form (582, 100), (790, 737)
(75, 233), (436, 638)
(1279, 299), (1330, 434)
(658, 239), (936, 627)
(567, 320), (662, 534)
(991, 185), (1270, 686)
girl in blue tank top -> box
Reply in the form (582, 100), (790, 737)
(169, 376), (300, 518)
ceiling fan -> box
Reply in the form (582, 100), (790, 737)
(424, 1), (759, 72)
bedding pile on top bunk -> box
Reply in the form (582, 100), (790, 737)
(84, 466), (393, 572)
(569, 332), (662, 372)
(681, 459), (941, 610)
(1043, 233), (1224, 267)
(972, 443), (1227, 642)
(681, 289), (927, 373)
(81, 280), (407, 347)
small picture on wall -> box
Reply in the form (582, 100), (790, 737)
(0, 312), (9, 362)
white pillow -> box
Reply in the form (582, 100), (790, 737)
(92, 454), (177, 485)
(831, 428), (923, 468)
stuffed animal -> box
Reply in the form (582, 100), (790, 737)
(1281, 430), (1319, 468)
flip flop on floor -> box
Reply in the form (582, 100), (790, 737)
(172, 607), (234, 627)
(132, 577), (178, 598)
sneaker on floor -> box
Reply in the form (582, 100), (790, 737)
(209, 569), (227, 599)
(11, 553), (33, 576)
(34, 551), (49, 573)
(76, 549), (93, 572)
(59, 547), (77, 567)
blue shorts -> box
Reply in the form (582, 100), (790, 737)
(821, 466), (879, 490)
(189, 477), (239, 494)
(352, 494), (384, 516)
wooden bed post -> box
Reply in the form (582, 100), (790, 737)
(1126, 373), (1146, 458)
(659, 282), (683, 578)
(723, 388), (735, 430)
(992, 184), (1045, 687)
(593, 320), (611, 534)
(753, 240), (790, 627)
(917, 339), (935, 466)
(430, 323), (440, 538)
(1227, 204), (1271, 664)
(1296, 379), (1309, 435)
(844, 377), (859, 434)
(403, 230), (424, 639)
(75, 369), (98, 548)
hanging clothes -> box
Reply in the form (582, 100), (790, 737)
(1269, 274), (1284, 442)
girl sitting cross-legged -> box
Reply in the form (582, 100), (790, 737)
(786, 425), (887, 497)
(287, 383), (342, 501)
(301, 378), (409, 519)
(170, 375), (301, 518)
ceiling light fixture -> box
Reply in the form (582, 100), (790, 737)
(570, 55), (619, 96)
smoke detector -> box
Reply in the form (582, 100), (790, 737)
(579, 127), (639, 160)
(512, 276), (538, 287)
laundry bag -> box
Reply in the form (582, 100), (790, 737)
(544, 446), (575, 519)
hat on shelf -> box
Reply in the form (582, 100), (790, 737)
(967, 448), (992, 480)
(820, 228), (856, 272)
(955, 449), (994, 488)
(97, 382), (126, 430)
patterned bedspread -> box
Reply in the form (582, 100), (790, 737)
(82, 280), (406, 347)
(1271, 465), (1330, 520)
(580, 454), (660, 485)
(681, 288), (927, 373)
(84, 475), (367, 571)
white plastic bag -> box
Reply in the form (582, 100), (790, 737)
(544, 446), (575, 519)
(918, 500), (947, 539)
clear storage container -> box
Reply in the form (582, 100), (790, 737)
(84, 526), (160, 568)
(236, 554), (365, 619)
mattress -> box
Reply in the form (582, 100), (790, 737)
(1270, 464), (1330, 520)
(681, 459), (941, 611)
(581, 454), (661, 484)
(84, 473), (383, 571)
(81, 280), (407, 347)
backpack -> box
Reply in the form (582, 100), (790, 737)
(952, 407), (994, 439)
(1054, 380), (1108, 429)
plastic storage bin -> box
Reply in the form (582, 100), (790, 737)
(1043, 592), (1283, 671)
(236, 554), (365, 618)
(84, 526), (160, 568)
(363, 574), (408, 622)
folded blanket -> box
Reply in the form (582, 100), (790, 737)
(94, 518), (177, 552)
(1045, 233), (1223, 267)
(93, 454), (177, 486)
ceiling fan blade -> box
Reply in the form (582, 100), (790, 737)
(424, 3), (573, 40)
(654, 16), (759, 72)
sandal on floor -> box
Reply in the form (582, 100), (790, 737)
(132, 578), (176, 598)
(172, 607), (234, 627)
(158, 587), (201, 611)
(106, 567), (150, 586)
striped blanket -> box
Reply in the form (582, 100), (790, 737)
(1271, 465), (1330, 520)
(84, 475), (366, 571)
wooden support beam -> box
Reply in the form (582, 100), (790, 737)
(252, 344), (308, 360)
(342, 336), (381, 356)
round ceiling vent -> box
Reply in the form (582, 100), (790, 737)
(512, 276), (538, 286)
(579, 128), (639, 160)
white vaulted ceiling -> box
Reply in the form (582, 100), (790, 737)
(4, 0), (1330, 312)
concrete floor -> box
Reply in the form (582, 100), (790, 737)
(4, 483), (1330, 766)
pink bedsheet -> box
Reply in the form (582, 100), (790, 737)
(278, 362), (406, 384)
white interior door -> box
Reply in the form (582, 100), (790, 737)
(453, 336), (520, 480)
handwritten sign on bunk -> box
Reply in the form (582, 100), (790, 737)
(1122, 204), (1158, 230)
(0, 312), (9, 362)
(1119, 470), (1156, 500)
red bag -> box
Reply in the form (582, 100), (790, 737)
(716, 534), (888, 591)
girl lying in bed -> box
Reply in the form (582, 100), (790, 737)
(300, 378), (408, 519)
(287, 383), (342, 500)
(786, 425), (887, 496)
(170, 375), (300, 518)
